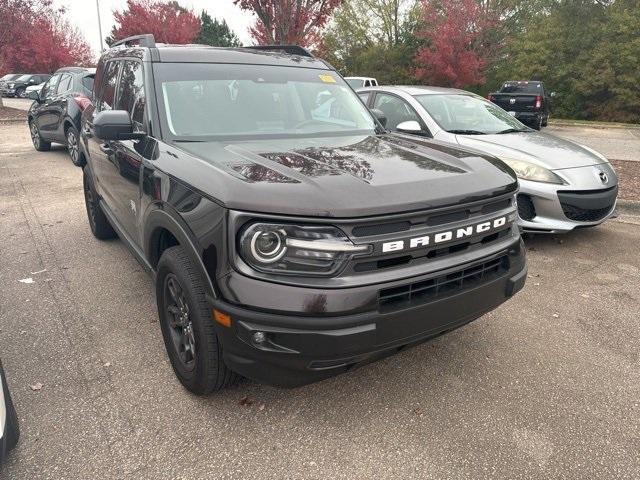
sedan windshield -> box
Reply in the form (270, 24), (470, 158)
(415, 94), (529, 135)
(1, 74), (20, 81)
(154, 63), (377, 141)
(16, 75), (33, 82)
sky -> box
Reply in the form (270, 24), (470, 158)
(54, 0), (255, 54)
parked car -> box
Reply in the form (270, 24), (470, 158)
(25, 82), (46, 96)
(488, 80), (552, 130)
(27, 67), (95, 166)
(0, 73), (51, 98)
(345, 76), (378, 89)
(0, 74), (24, 94)
(0, 359), (19, 462)
(357, 85), (618, 233)
(80, 35), (526, 393)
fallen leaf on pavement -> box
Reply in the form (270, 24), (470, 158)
(30, 382), (43, 391)
(239, 396), (253, 406)
(19, 277), (34, 284)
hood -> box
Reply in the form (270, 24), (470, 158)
(455, 131), (607, 170)
(162, 134), (517, 218)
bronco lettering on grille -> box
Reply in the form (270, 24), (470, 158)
(382, 216), (508, 253)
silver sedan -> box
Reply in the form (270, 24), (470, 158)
(357, 86), (618, 233)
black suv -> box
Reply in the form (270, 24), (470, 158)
(0, 73), (51, 98)
(80, 35), (527, 393)
(27, 67), (95, 166)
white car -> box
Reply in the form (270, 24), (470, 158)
(25, 82), (45, 95)
(357, 86), (618, 233)
(345, 77), (378, 89)
(0, 360), (19, 461)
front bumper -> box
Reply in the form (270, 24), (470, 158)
(517, 163), (618, 233)
(210, 239), (527, 387)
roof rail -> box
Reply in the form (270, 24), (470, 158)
(244, 45), (313, 58)
(111, 34), (156, 49)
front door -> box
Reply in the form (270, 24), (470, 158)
(36, 74), (61, 138)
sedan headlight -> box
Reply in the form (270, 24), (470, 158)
(8, 83), (14, 88)
(500, 157), (564, 184)
(239, 223), (370, 276)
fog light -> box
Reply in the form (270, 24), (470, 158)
(252, 331), (267, 344)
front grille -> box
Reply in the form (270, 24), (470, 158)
(561, 204), (613, 222)
(378, 256), (509, 311)
(517, 194), (536, 221)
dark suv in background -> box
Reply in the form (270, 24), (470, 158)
(1, 73), (51, 98)
(27, 67), (95, 165)
(80, 35), (526, 394)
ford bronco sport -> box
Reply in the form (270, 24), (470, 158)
(80, 35), (527, 394)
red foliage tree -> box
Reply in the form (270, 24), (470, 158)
(109, 0), (201, 45)
(234, 0), (341, 48)
(0, 0), (93, 75)
(414, 0), (499, 88)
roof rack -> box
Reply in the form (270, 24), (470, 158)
(244, 45), (313, 58)
(111, 34), (156, 49)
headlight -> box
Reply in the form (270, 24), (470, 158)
(239, 223), (370, 276)
(8, 83), (14, 88)
(500, 157), (564, 184)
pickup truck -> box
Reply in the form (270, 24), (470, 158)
(76, 35), (527, 393)
(488, 81), (551, 130)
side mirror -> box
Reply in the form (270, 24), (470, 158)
(370, 108), (387, 128)
(27, 90), (41, 101)
(94, 110), (145, 141)
(29, 79), (36, 84)
(396, 120), (423, 134)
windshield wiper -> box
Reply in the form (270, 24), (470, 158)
(173, 139), (205, 143)
(446, 129), (486, 135)
(495, 128), (531, 134)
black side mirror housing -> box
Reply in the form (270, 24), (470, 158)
(94, 110), (145, 141)
(27, 90), (41, 101)
(370, 108), (387, 128)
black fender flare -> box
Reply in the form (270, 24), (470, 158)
(144, 205), (218, 300)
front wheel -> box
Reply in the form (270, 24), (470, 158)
(156, 246), (239, 394)
(29, 120), (51, 152)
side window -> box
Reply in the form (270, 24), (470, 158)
(364, 80), (371, 87)
(81, 75), (94, 95)
(373, 93), (422, 131)
(98, 61), (121, 111)
(116, 60), (146, 130)
(358, 92), (370, 104)
(372, 80), (378, 86)
(41, 74), (61, 99)
(57, 74), (72, 94)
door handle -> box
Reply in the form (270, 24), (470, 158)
(99, 143), (113, 154)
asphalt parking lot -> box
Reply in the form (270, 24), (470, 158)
(0, 122), (639, 479)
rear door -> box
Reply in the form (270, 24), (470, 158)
(87, 60), (122, 215)
(49, 73), (74, 141)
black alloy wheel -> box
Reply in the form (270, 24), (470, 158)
(66, 127), (82, 166)
(163, 273), (197, 371)
(29, 120), (50, 151)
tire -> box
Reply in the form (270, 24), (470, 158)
(156, 246), (239, 394)
(83, 167), (116, 240)
(542, 114), (549, 127)
(532, 115), (542, 130)
(1, 367), (19, 453)
(66, 125), (84, 167)
(16, 87), (25, 98)
(29, 119), (51, 152)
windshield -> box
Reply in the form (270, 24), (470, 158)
(154, 64), (377, 141)
(16, 74), (33, 82)
(499, 82), (541, 94)
(345, 78), (363, 89)
(415, 94), (529, 135)
(1, 74), (20, 81)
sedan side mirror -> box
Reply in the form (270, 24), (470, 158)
(94, 110), (145, 141)
(396, 120), (423, 134)
(370, 108), (387, 128)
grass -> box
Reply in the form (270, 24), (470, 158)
(549, 118), (639, 129)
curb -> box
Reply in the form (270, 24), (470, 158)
(0, 118), (26, 124)
(616, 199), (640, 216)
(549, 121), (640, 130)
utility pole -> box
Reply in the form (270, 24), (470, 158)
(96, 0), (104, 52)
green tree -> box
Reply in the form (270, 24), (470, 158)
(196, 11), (241, 47)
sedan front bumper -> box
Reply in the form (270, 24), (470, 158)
(517, 163), (618, 233)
